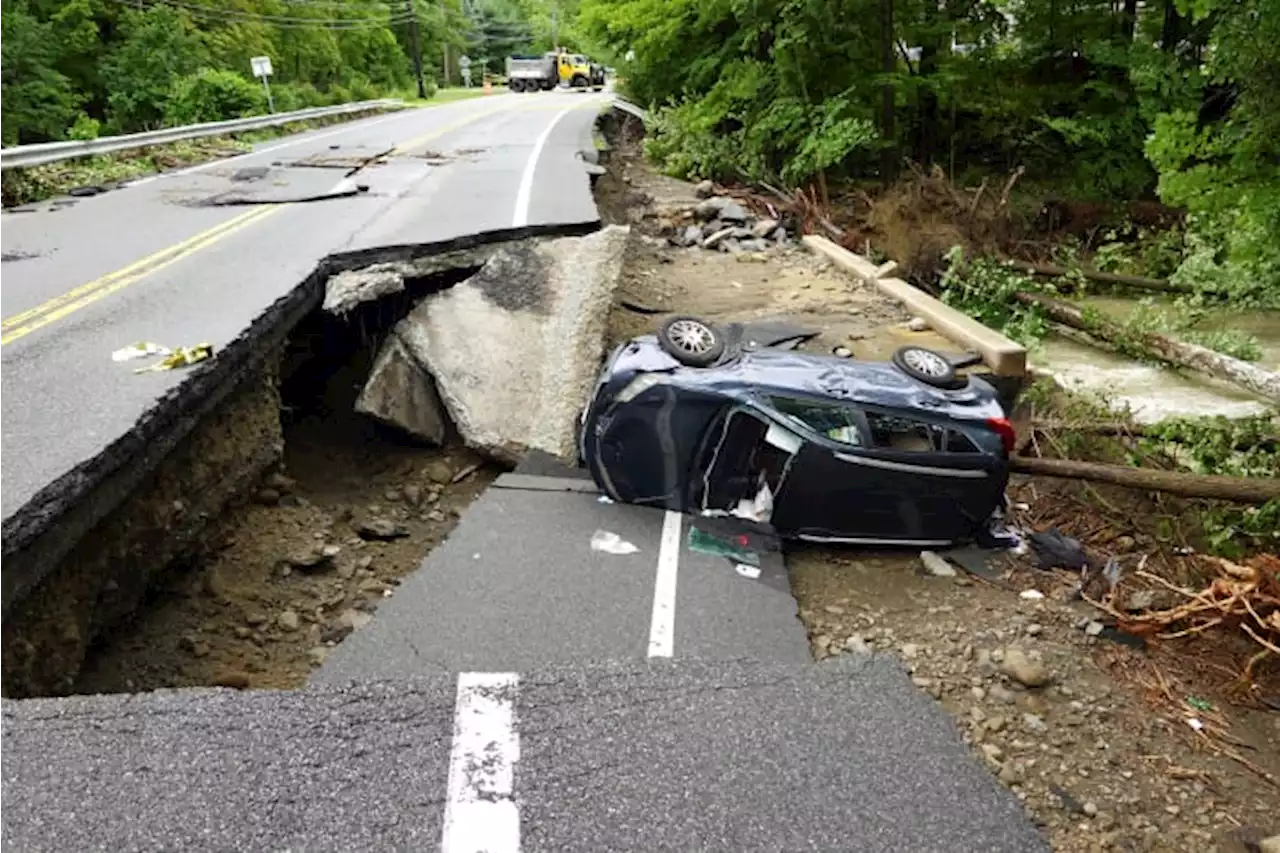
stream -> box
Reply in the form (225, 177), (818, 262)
(1031, 296), (1280, 422)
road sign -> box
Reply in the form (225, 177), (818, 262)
(250, 56), (273, 78)
(459, 55), (471, 69)
(462, 68), (472, 87)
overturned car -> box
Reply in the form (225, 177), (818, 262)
(579, 316), (1017, 547)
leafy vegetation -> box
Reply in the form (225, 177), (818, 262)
(0, 0), (580, 147)
(582, 0), (1280, 300)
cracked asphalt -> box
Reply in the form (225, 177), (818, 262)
(3, 659), (1045, 852)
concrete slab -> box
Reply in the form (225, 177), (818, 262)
(3, 658), (1047, 853)
(393, 226), (630, 462)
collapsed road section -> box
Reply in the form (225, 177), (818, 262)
(1, 223), (628, 698)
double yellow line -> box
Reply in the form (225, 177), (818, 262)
(0, 98), (602, 348)
(1, 205), (279, 346)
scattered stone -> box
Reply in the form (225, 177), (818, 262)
(998, 762), (1022, 785)
(264, 472), (296, 493)
(845, 635), (871, 655)
(1084, 620), (1105, 637)
(832, 346), (853, 358)
(384, 487), (402, 502)
(694, 198), (726, 221)
(1084, 801), (1099, 818)
(337, 608), (373, 633)
(906, 317), (930, 332)
(1022, 712), (1048, 733)
(900, 643), (921, 660)
(718, 200), (749, 223)
(307, 647), (330, 667)
(702, 227), (736, 249)
(823, 604), (846, 615)
(245, 611), (268, 627)
(981, 743), (1004, 763)
(284, 546), (336, 573)
(213, 670), (252, 690)
(277, 610), (301, 632)
(403, 484), (423, 507)
(358, 518), (411, 541)
(693, 179), (714, 199)
(920, 551), (957, 577)
(1001, 648), (1053, 688)
(424, 459), (454, 484)
(989, 684), (1017, 705)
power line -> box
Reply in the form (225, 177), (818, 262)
(102, 0), (417, 28)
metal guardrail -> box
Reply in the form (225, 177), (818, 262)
(0, 99), (404, 171)
(612, 99), (649, 123)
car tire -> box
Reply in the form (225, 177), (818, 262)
(657, 316), (726, 367)
(892, 345), (963, 389)
(509, 79), (524, 93)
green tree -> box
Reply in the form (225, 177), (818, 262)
(0, 1), (80, 144)
(101, 5), (206, 131)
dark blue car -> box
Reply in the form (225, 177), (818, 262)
(579, 316), (1017, 547)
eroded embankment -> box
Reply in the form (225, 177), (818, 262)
(1, 221), (621, 698)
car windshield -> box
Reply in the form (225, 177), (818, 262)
(769, 396), (865, 447)
(572, 55), (586, 64)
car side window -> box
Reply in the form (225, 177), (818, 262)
(769, 396), (867, 448)
(864, 411), (954, 453)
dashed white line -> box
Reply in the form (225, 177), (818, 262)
(511, 104), (577, 228)
(648, 510), (683, 657)
(441, 672), (522, 853)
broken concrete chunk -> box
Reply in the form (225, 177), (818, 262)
(355, 334), (449, 445)
(718, 200), (749, 223)
(323, 264), (405, 315)
(358, 518), (410, 540)
(396, 226), (630, 462)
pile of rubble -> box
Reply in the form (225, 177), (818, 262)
(663, 181), (796, 254)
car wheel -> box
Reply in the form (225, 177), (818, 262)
(658, 316), (726, 367)
(892, 345), (962, 388)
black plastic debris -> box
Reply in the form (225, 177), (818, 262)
(1027, 528), (1089, 570)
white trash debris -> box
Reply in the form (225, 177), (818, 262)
(734, 563), (762, 579)
(1019, 589), (1045, 600)
(920, 551), (957, 577)
(112, 341), (171, 362)
(590, 530), (640, 555)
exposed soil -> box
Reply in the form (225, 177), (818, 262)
(602, 123), (1280, 853)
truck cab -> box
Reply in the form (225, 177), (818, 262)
(556, 52), (605, 91)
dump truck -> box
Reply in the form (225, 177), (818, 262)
(505, 50), (605, 92)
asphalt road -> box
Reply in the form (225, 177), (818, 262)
(3, 658), (1046, 853)
(0, 90), (606, 520)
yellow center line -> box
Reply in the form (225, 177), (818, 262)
(0, 98), (606, 348)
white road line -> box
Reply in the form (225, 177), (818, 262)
(511, 104), (577, 228)
(441, 672), (522, 853)
(648, 510), (683, 657)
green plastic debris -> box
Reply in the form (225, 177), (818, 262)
(1187, 697), (1213, 712)
(687, 526), (759, 566)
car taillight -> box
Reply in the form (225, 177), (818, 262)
(986, 416), (1017, 454)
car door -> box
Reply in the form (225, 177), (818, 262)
(767, 400), (1000, 544)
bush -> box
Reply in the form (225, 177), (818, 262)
(165, 68), (265, 126)
(272, 81), (332, 112)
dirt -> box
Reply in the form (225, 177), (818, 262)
(602, 128), (1280, 852)
(77, 405), (495, 694)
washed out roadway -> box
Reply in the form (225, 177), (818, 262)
(0, 92), (1048, 851)
(0, 90), (607, 521)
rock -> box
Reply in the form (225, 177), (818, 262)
(424, 459), (454, 484)
(307, 646), (330, 667)
(702, 227), (736, 249)
(1259, 836), (1280, 853)
(1022, 712), (1048, 733)
(832, 346), (853, 358)
(202, 566), (229, 600)
(823, 604), (846, 615)
(284, 546), (336, 573)
(355, 334), (449, 445)
(900, 643), (921, 660)
(981, 743), (1004, 763)
(718, 200), (749, 223)
(920, 551), (957, 577)
(989, 684), (1017, 705)
(403, 484), (423, 507)
(254, 488), (281, 505)
(739, 238), (771, 252)
(323, 263), (407, 315)
(752, 218), (779, 239)
(1084, 801), (1099, 818)
(693, 179), (715, 199)
(694, 198), (726, 221)
(245, 611), (268, 627)
(213, 670), (252, 690)
(277, 610), (301, 632)
(385, 487), (402, 502)
(358, 518), (410, 541)
(1000, 648), (1053, 688)
(1084, 620), (1105, 636)
(906, 317), (930, 332)
(845, 635), (871, 655)
(998, 762), (1022, 785)
(701, 219), (725, 237)
(393, 227), (630, 462)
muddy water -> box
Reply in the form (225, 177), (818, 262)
(1032, 296), (1280, 422)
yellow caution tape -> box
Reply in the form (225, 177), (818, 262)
(131, 342), (214, 373)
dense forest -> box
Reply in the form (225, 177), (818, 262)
(581, 0), (1279, 299)
(0, 0), (578, 142)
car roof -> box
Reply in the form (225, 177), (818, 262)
(621, 336), (1002, 421)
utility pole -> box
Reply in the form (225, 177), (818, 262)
(406, 0), (427, 98)
(443, 42), (450, 87)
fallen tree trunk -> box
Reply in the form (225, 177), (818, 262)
(1010, 455), (1280, 504)
(1031, 420), (1279, 446)
(1005, 260), (1199, 295)
(1015, 291), (1280, 404)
